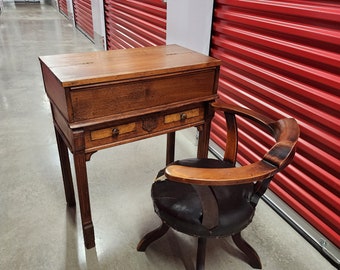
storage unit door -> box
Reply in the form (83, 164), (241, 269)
(58, 0), (68, 17)
(210, 0), (340, 252)
(73, 0), (94, 39)
(104, 0), (166, 50)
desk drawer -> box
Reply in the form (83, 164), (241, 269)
(70, 69), (216, 122)
(85, 107), (204, 151)
(90, 123), (137, 141)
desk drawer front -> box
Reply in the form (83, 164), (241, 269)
(90, 123), (136, 141)
(70, 69), (216, 122)
(85, 107), (204, 151)
(164, 108), (200, 124)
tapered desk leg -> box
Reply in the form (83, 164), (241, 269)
(73, 151), (95, 249)
(197, 123), (211, 159)
(166, 132), (176, 165)
(55, 127), (95, 248)
(73, 130), (95, 249)
(54, 127), (76, 207)
(197, 105), (214, 158)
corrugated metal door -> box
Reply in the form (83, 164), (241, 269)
(73, 0), (94, 39)
(210, 0), (340, 251)
(104, 0), (166, 50)
(58, 0), (68, 17)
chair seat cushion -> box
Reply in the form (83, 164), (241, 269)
(152, 158), (256, 237)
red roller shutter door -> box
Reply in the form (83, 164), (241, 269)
(104, 0), (166, 50)
(210, 0), (339, 255)
(73, 0), (94, 39)
(58, 0), (68, 17)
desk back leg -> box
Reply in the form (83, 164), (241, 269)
(197, 105), (214, 158)
(197, 123), (211, 159)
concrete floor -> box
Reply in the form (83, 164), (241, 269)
(0, 2), (336, 270)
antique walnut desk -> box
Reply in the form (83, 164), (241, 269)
(39, 45), (221, 249)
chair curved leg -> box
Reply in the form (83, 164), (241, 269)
(232, 232), (262, 269)
(196, 237), (207, 270)
(137, 221), (170, 251)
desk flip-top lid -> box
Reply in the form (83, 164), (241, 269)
(39, 45), (221, 88)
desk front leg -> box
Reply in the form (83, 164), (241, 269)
(54, 127), (75, 207)
(73, 130), (95, 249)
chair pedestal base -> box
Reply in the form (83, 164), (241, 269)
(137, 222), (170, 252)
(137, 223), (261, 270)
(232, 232), (262, 269)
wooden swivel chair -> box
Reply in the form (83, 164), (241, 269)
(137, 101), (300, 270)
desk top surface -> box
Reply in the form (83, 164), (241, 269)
(39, 45), (221, 87)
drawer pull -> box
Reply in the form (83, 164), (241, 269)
(180, 113), (187, 121)
(112, 128), (120, 136)
(164, 108), (200, 124)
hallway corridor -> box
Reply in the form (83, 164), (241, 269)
(0, 2), (336, 269)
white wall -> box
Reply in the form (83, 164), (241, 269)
(91, 0), (106, 50)
(166, 0), (214, 55)
(83, 0), (214, 52)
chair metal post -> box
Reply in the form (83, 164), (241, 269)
(196, 237), (207, 270)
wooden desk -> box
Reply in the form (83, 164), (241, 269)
(39, 45), (221, 249)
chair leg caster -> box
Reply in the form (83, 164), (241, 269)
(232, 232), (262, 269)
(137, 222), (170, 251)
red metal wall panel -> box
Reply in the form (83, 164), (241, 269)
(73, 0), (94, 39)
(58, 0), (68, 17)
(104, 0), (166, 50)
(210, 0), (340, 249)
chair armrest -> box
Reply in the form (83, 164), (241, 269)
(165, 101), (299, 186)
(165, 160), (278, 186)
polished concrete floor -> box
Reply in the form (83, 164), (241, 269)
(0, 2), (336, 270)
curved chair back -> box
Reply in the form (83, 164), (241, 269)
(165, 100), (300, 190)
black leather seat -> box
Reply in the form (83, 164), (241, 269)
(152, 159), (255, 238)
